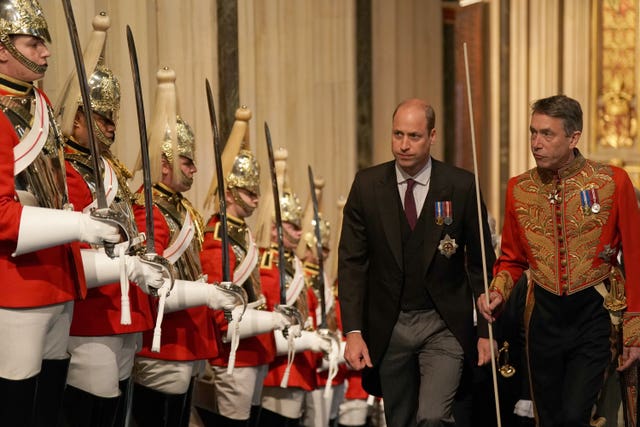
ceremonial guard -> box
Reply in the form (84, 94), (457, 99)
(256, 148), (331, 426)
(57, 13), (164, 426)
(195, 107), (291, 426)
(129, 68), (239, 427)
(0, 1), (120, 424)
(298, 180), (346, 427)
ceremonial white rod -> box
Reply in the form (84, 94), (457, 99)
(463, 41), (502, 427)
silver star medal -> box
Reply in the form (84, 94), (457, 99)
(438, 234), (458, 259)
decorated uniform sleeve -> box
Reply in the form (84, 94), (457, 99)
(491, 178), (529, 302)
(613, 169), (640, 346)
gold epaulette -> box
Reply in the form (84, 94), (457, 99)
(133, 191), (145, 207)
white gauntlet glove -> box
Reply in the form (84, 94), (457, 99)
(13, 206), (120, 256)
(163, 280), (241, 313)
(125, 256), (165, 295)
(274, 329), (332, 355)
(224, 308), (292, 342)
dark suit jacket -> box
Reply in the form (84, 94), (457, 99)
(338, 158), (496, 396)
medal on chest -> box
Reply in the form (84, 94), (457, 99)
(435, 201), (453, 225)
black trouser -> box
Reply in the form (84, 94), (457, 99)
(528, 286), (611, 427)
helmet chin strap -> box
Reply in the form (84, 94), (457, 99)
(0, 37), (47, 75)
(179, 169), (193, 190)
(94, 121), (115, 147)
(230, 187), (254, 215)
(283, 226), (300, 249)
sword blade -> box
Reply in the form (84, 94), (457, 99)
(308, 165), (327, 328)
(61, 0), (107, 209)
(205, 79), (231, 282)
(126, 25), (155, 254)
(264, 122), (287, 305)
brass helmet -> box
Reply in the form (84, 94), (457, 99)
(174, 115), (196, 162)
(303, 215), (331, 251)
(280, 190), (302, 229)
(85, 62), (120, 124)
(228, 149), (260, 196)
(56, 12), (118, 147)
(0, 0), (50, 74)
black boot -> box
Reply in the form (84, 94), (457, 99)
(0, 375), (38, 426)
(180, 377), (195, 427)
(249, 405), (262, 427)
(34, 358), (70, 427)
(131, 383), (188, 427)
(258, 408), (299, 427)
(196, 406), (249, 426)
(113, 378), (132, 427)
(61, 385), (119, 427)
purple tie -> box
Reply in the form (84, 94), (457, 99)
(404, 179), (417, 230)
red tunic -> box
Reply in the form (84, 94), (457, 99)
(65, 158), (154, 336)
(261, 250), (321, 391)
(0, 87), (86, 308)
(133, 187), (218, 361)
(200, 215), (277, 367)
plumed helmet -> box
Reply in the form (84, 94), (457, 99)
(139, 67), (194, 183)
(56, 12), (118, 140)
(204, 106), (254, 211)
(0, 0), (50, 42)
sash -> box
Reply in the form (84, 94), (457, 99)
(13, 88), (49, 176)
(82, 157), (118, 213)
(163, 211), (195, 264)
(232, 230), (259, 286)
(286, 256), (305, 306)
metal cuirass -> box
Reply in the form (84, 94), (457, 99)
(227, 217), (262, 304)
(65, 144), (142, 254)
(153, 186), (204, 282)
(1, 91), (69, 209)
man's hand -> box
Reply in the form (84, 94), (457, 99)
(126, 256), (165, 294)
(477, 337), (497, 366)
(476, 291), (504, 323)
(617, 346), (640, 371)
(344, 332), (373, 371)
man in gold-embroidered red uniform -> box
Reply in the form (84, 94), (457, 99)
(478, 95), (640, 426)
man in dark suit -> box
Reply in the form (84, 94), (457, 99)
(338, 98), (496, 427)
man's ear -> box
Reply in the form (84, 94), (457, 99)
(160, 157), (171, 176)
(0, 43), (11, 63)
(224, 189), (235, 205)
